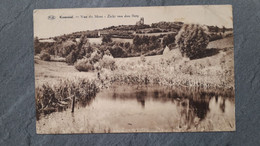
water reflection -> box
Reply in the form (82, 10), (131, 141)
(38, 83), (235, 133)
(97, 84), (234, 123)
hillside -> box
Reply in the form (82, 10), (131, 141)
(35, 36), (234, 89)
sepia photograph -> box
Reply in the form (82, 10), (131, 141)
(34, 5), (235, 134)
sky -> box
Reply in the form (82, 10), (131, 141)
(34, 5), (233, 38)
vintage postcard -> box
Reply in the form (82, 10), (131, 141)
(34, 5), (235, 134)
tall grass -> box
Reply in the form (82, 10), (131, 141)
(35, 79), (103, 120)
(113, 54), (234, 89)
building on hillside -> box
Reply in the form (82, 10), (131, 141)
(136, 17), (144, 25)
(98, 31), (109, 37)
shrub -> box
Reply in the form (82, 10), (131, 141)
(162, 33), (177, 47)
(102, 34), (112, 43)
(109, 45), (127, 58)
(66, 50), (77, 65)
(104, 49), (112, 56)
(74, 58), (94, 72)
(40, 52), (51, 61)
(147, 28), (162, 33)
(46, 46), (56, 55)
(34, 37), (41, 54)
(124, 42), (130, 48)
(90, 51), (102, 63)
(60, 43), (76, 57)
(175, 24), (209, 59)
(209, 33), (223, 41)
(133, 35), (141, 46)
(99, 55), (116, 70)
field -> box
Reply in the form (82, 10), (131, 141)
(35, 36), (234, 88)
(34, 59), (96, 87)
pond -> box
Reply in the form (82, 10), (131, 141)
(36, 84), (235, 133)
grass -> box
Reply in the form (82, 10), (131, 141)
(111, 38), (133, 44)
(34, 59), (97, 86)
(113, 43), (234, 89)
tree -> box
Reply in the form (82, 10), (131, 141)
(109, 44), (127, 58)
(175, 24), (209, 59)
(162, 33), (176, 47)
(222, 26), (226, 34)
(40, 52), (51, 61)
(65, 50), (77, 65)
(102, 34), (112, 43)
(133, 35), (141, 46)
(34, 37), (41, 54)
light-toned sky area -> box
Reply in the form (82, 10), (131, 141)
(34, 5), (233, 38)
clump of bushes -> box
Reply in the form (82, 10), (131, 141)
(99, 55), (116, 70)
(133, 35), (159, 46)
(109, 44), (127, 58)
(40, 52), (51, 61)
(162, 33), (177, 47)
(209, 33), (223, 41)
(102, 34), (112, 43)
(74, 58), (94, 72)
(89, 51), (102, 64)
(175, 24), (209, 59)
(74, 50), (116, 72)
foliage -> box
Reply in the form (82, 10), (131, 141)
(35, 79), (99, 120)
(60, 43), (77, 57)
(34, 37), (41, 54)
(99, 55), (117, 70)
(209, 33), (223, 41)
(132, 35), (161, 54)
(109, 44), (127, 58)
(102, 34), (112, 43)
(89, 51), (102, 63)
(74, 58), (94, 72)
(40, 52), (51, 61)
(175, 24), (209, 59)
(104, 49), (112, 56)
(162, 33), (177, 47)
(65, 50), (77, 65)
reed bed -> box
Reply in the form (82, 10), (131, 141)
(111, 55), (234, 90)
(35, 78), (111, 120)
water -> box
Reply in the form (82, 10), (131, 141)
(37, 84), (235, 133)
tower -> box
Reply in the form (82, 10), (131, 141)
(140, 17), (144, 25)
(136, 17), (144, 26)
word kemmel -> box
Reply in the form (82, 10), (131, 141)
(60, 15), (73, 19)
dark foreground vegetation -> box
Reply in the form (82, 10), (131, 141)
(36, 79), (101, 120)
